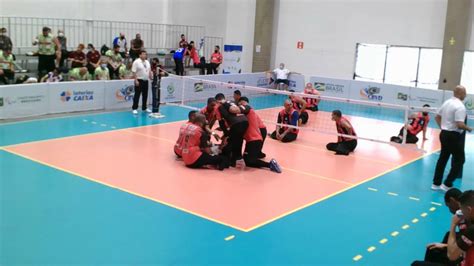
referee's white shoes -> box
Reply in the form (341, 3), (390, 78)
(431, 184), (452, 192)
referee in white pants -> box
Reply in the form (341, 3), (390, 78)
(131, 50), (152, 114)
(432, 85), (472, 191)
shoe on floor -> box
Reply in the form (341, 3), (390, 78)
(431, 184), (441, 191)
(440, 184), (452, 192)
(269, 159), (282, 173)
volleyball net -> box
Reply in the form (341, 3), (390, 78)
(160, 73), (445, 150)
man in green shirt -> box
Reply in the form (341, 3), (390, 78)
(33, 27), (61, 78)
(105, 44), (123, 79)
(69, 67), (91, 81)
(94, 59), (110, 80)
(0, 48), (14, 84)
(119, 61), (134, 80)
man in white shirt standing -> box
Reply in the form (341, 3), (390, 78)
(131, 50), (152, 114)
(432, 85), (472, 191)
(268, 63), (297, 90)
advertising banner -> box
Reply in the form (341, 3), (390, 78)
(0, 83), (49, 119)
(48, 81), (105, 113)
(104, 80), (135, 110)
(309, 76), (351, 99)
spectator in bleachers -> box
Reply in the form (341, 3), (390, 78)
(209, 45), (222, 74)
(179, 34), (188, 49)
(86, 44), (101, 75)
(68, 44), (86, 69)
(57, 30), (68, 69)
(33, 27), (61, 78)
(69, 67), (90, 81)
(106, 44), (123, 79)
(40, 68), (63, 82)
(173, 43), (186, 76)
(0, 48), (14, 84)
(0, 27), (13, 52)
(119, 60), (134, 79)
(113, 33), (128, 58)
(94, 59), (110, 80)
(130, 33), (144, 61)
(190, 41), (205, 75)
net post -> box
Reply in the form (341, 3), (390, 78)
(402, 106), (409, 145)
(180, 76), (185, 105)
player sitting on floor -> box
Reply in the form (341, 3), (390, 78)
(390, 104), (430, 144)
(303, 82), (320, 112)
(200, 97), (220, 141)
(270, 99), (299, 143)
(180, 114), (229, 170)
(326, 110), (357, 156)
(289, 90), (308, 125)
(174, 110), (198, 158)
(215, 93), (249, 166)
(238, 97), (276, 167)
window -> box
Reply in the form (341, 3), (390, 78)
(384, 47), (419, 87)
(354, 43), (386, 83)
(354, 43), (472, 92)
(417, 49), (443, 90)
(461, 51), (473, 94)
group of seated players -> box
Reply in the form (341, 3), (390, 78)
(174, 92), (282, 173)
(173, 83), (431, 172)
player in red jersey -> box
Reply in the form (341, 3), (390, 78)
(326, 110), (357, 155)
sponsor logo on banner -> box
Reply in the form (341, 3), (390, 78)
(3, 95), (46, 105)
(465, 97), (473, 111)
(409, 95), (440, 105)
(115, 85), (134, 102)
(397, 92), (408, 101)
(314, 82), (345, 94)
(289, 80), (296, 88)
(226, 81), (246, 90)
(60, 90), (94, 102)
(165, 83), (176, 100)
(194, 82), (204, 92)
(360, 86), (383, 101)
(257, 77), (272, 88)
(194, 82), (218, 92)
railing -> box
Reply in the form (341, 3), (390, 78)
(0, 16), (222, 55)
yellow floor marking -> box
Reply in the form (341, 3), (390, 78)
(379, 238), (388, 244)
(225, 235), (235, 241)
(431, 202), (442, 206)
(1, 147), (248, 233)
(402, 225), (410, 230)
(353, 255), (363, 261)
(367, 246), (376, 252)
(409, 197), (420, 201)
(391, 231), (399, 237)
(412, 218), (419, 224)
(2, 121), (441, 233)
(430, 207), (437, 212)
(421, 213), (428, 218)
(387, 192), (399, 196)
(368, 188), (378, 192)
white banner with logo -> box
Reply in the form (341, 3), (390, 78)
(222, 45), (243, 74)
(48, 81), (105, 113)
(407, 87), (444, 108)
(0, 83), (49, 119)
(348, 80), (408, 105)
(309, 76), (351, 99)
(160, 73), (272, 103)
(104, 80), (135, 110)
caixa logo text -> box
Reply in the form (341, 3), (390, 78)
(60, 90), (94, 102)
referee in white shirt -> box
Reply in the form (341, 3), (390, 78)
(432, 85), (472, 191)
(131, 50), (152, 114)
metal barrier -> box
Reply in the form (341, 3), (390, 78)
(0, 16), (210, 54)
